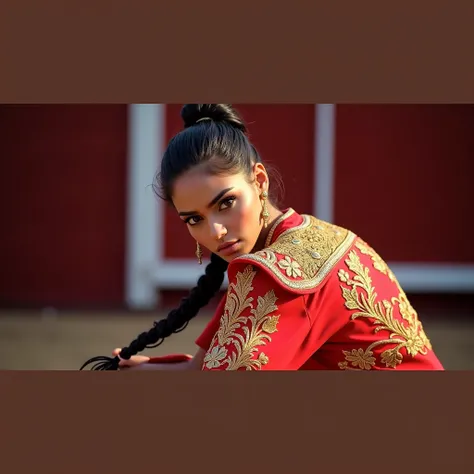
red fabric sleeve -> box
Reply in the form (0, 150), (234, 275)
(201, 263), (322, 371)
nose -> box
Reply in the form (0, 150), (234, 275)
(209, 221), (227, 241)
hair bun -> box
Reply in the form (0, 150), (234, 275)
(181, 104), (247, 133)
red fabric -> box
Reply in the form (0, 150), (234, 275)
(196, 209), (444, 371)
(148, 354), (192, 364)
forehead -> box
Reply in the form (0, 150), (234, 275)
(172, 166), (249, 211)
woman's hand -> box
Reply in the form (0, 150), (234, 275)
(112, 348), (150, 369)
(111, 347), (205, 371)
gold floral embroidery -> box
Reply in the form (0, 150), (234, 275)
(216, 264), (255, 347)
(237, 215), (356, 292)
(203, 265), (281, 371)
(356, 240), (432, 351)
(278, 256), (303, 278)
(338, 269), (350, 283)
(262, 315), (280, 333)
(203, 346), (227, 369)
(338, 248), (432, 370)
(356, 240), (393, 278)
(338, 349), (376, 370)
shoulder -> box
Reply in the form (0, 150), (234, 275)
(231, 214), (357, 294)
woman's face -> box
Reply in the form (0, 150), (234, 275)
(171, 163), (267, 262)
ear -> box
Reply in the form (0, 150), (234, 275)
(252, 163), (269, 194)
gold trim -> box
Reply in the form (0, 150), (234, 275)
(272, 213), (311, 240)
(264, 208), (295, 247)
(236, 215), (357, 292)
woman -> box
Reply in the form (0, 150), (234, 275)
(81, 104), (444, 371)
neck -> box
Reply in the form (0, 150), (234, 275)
(252, 204), (283, 253)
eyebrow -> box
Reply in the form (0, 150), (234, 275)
(178, 187), (235, 216)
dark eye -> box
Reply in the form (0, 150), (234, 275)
(219, 196), (236, 210)
(185, 215), (202, 226)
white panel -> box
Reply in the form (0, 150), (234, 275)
(125, 104), (165, 309)
(314, 104), (336, 222)
(151, 259), (474, 293)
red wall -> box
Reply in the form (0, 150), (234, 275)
(0, 105), (128, 307)
(334, 104), (474, 263)
(1, 104), (472, 308)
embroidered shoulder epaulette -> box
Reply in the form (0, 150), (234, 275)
(233, 215), (356, 294)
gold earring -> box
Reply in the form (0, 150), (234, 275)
(261, 190), (269, 228)
(195, 241), (203, 265)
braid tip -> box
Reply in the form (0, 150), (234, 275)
(79, 355), (121, 371)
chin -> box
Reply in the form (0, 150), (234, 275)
(219, 248), (249, 264)
(227, 252), (245, 262)
(216, 240), (253, 262)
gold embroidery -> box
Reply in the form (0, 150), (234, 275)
(236, 215), (356, 292)
(356, 240), (432, 351)
(338, 349), (376, 370)
(216, 264), (255, 347)
(264, 208), (296, 247)
(203, 265), (281, 371)
(355, 240), (396, 282)
(278, 256), (303, 278)
(203, 345), (227, 369)
(338, 248), (432, 370)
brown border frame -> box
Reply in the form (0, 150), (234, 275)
(1, 1), (473, 472)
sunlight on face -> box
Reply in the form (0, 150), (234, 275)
(171, 164), (265, 261)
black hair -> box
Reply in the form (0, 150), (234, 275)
(154, 104), (281, 204)
(80, 104), (280, 370)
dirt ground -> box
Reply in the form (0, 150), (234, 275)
(0, 309), (473, 370)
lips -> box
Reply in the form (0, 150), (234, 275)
(217, 239), (241, 256)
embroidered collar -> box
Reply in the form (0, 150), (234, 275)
(264, 208), (300, 247)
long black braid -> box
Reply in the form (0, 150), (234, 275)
(80, 253), (228, 370)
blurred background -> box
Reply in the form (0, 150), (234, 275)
(0, 104), (473, 370)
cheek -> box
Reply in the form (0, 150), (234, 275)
(188, 223), (209, 241)
(234, 193), (260, 229)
